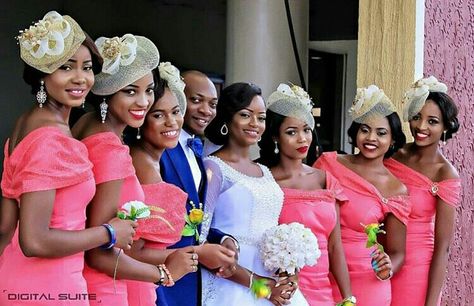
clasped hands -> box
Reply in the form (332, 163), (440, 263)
(195, 240), (238, 278)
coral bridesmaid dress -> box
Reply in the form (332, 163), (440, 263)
(278, 172), (348, 306)
(385, 158), (461, 306)
(81, 132), (145, 306)
(0, 127), (95, 305)
(314, 152), (410, 306)
(126, 182), (187, 306)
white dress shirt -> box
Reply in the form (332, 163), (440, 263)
(178, 130), (202, 191)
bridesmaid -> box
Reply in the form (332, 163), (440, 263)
(386, 76), (461, 306)
(72, 34), (195, 305)
(314, 85), (410, 305)
(0, 12), (135, 305)
(259, 83), (354, 306)
(125, 62), (196, 306)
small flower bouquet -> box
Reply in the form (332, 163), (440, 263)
(117, 200), (150, 221)
(361, 222), (386, 252)
(260, 222), (321, 275)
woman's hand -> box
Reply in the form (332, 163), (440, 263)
(265, 277), (293, 306)
(371, 248), (392, 280)
(164, 246), (199, 282)
(195, 243), (236, 272)
(107, 217), (137, 250)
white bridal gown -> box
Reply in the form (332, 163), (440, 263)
(200, 156), (308, 306)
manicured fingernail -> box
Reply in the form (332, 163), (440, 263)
(275, 283), (280, 287)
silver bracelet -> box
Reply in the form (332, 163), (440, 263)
(249, 272), (254, 288)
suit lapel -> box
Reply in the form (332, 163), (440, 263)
(162, 145), (200, 203)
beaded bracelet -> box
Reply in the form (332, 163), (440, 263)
(156, 265), (165, 286)
(100, 223), (116, 250)
(158, 264), (175, 287)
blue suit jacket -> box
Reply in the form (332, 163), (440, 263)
(157, 144), (225, 306)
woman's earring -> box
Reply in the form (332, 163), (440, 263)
(274, 141), (279, 154)
(136, 127), (141, 140)
(82, 100), (85, 109)
(442, 130), (447, 145)
(220, 123), (228, 135)
(36, 80), (47, 108)
(100, 98), (108, 123)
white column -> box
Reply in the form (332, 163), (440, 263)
(225, 0), (309, 98)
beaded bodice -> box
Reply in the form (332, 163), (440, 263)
(202, 156), (284, 246)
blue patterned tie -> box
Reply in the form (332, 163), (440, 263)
(187, 137), (203, 158)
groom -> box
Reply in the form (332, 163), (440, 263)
(158, 70), (238, 306)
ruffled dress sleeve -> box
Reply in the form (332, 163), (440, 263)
(431, 179), (461, 207)
(81, 132), (135, 184)
(325, 171), (348, 204)
(1, 127), (93, 200)
(381, 195), (411, 225)
(135, 182), (188, 248)
(385, 157), (461, 208)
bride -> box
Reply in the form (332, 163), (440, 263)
(200, 82), (308, 306)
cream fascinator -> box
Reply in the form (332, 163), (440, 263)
(92, 34), (159, 95)
(267, 83), (315, 129)
(349, 85), (396, 123)
(158, 62), (186, 114)
(17, 11), (86, 74)
(402, 76), (448, 121)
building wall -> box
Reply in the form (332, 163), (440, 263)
(424, 0), (474, 304)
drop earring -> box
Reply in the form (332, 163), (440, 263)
(100, 98), (108, 123)
(442, 130), (447, 145)
(82, 100), (85, 109)
(136, 127), (141, 140)
(274, 141), (279, 154)
(36, 80), (47, 108)
(220, 123), (228, 135)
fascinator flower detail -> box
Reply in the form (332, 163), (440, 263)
(402, 76), (448, 121)
(276, 83), (313, 111)
(17, 11), (71, 59)
(350, 85), (382, 114)
(96, 34), (138, 74)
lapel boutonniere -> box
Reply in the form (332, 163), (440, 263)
(182, 201), (205, 240)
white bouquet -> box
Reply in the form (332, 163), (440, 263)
(260, 222), (321, 274)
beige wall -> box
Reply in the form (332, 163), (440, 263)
(357, 0), (421, 112)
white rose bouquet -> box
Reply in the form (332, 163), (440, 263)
(260, 222), (321, 275)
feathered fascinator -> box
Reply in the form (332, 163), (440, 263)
(267, 83), (315, 129)
(16, 11), (86, 74)
(349, 85), (396, 123)
(158, 62), (186, 114)
(92, 34), (159, 95)
(402, 76), (448, 121)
